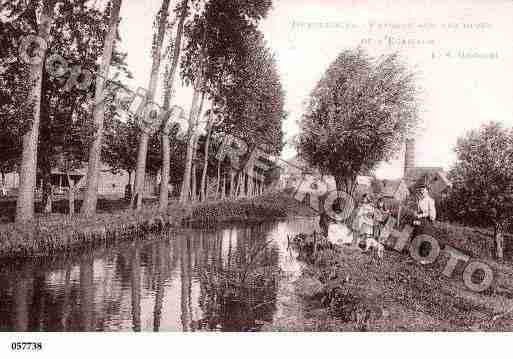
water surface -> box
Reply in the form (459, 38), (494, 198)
(0, 218), (317, 331)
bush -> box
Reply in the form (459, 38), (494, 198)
(184, 192), (301, 226)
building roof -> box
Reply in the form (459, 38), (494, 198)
(381, 179), (404, 197)
(434, 171), (452, 187)
(406, 166), (452, 187)
(375, 178), (409, 202)
(406, 167), (444, 181)
(282, 155), (375, 178)
(282, 156), (311, 175)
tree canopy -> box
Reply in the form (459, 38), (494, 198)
(219, 30), (285, 156)
(0, 0), (130, 180)
(298, 49), (420, 195)
(445, 122), (513, 231)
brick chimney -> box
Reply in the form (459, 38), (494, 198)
(404, 138), (415, 179)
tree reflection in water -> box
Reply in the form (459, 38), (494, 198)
(152, 241), (168, 331)
(130, 245), (141, 332)
(13, 269), (31, 331)
(0, 221), (288, 332)
(193, 223), (281, 331)
(80, 257), (95, 331)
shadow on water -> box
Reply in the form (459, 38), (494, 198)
(0, 218), (318, 332)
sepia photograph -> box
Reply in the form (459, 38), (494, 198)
(0, 0), (512, 356)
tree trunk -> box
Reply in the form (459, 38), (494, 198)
(334, 174), (356, 195)
(200, 116), (213, 201)
(221, 173), (226, 200)
(180, 129), (195, 203)
(234, 172), (239, 198)
(68, 185), (75, 217)
(133, 0), (170, 212)
(191, 162), (197, 202)
(162, 0), (188, 110)
(244, 173), (249, 198)
(240, 172), (245, 197)
(244, 173), (248, 198)
(66, 173), (75, 217)
(235, 173), (239, 198)
(180, 87), (203, 203)
(229, 169), (236, 198)
(81, 0), (123, 217)
(333, 174), (357, 223)
(42, 173), (53, 215)
(239, 172), (245, 198)
(179, 28), (206, 204)
(495, 223), (504, 260)
(124, 171), (132, 200)
(159, 132), (171, 212)
(15, 0), (55, 223)
(248, 175), (253, 198)
(131, 131), (149, 210)
(158, 0), (188, 211)
(215, 160), (221, 199)
(237, 171), (244, 198)
(1, 171), (5, 195)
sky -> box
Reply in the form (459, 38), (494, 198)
(117, 0), (513, 179)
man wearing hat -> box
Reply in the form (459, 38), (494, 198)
(412, 183), (436, 239)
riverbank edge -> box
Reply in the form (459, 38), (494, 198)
(0, 192), (313, 261)
(264, 230), (513, 331)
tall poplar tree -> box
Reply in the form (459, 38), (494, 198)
(81, 0), (123, 216)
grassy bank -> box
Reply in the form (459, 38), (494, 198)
(390, 204), (513, 260)
(183, 191), (315, 227)
(0, 191), (313, 261)
(425, 221), (513, 260)
(0, 195), (151, 224)
(0, 206), (186, 261)
(265, 230), (513, 331)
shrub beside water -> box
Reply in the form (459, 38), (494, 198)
(183, 192), (304, 226)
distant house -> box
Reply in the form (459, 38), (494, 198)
(322, 175), (373, 198)
(405, 166), (452, 199)
(403, 139), (452, 201)
(76, 164), (159, 197)
(377, 179), (409, 202)
(279, 140), (452, 209)
(280, 156), (313, 189)
(2, 163), (158, 198)
(280, 155), (373, 197)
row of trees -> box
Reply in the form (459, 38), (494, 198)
(0, 0), (285, 223)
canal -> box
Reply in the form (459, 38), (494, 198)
(0, 218), (317, 331)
